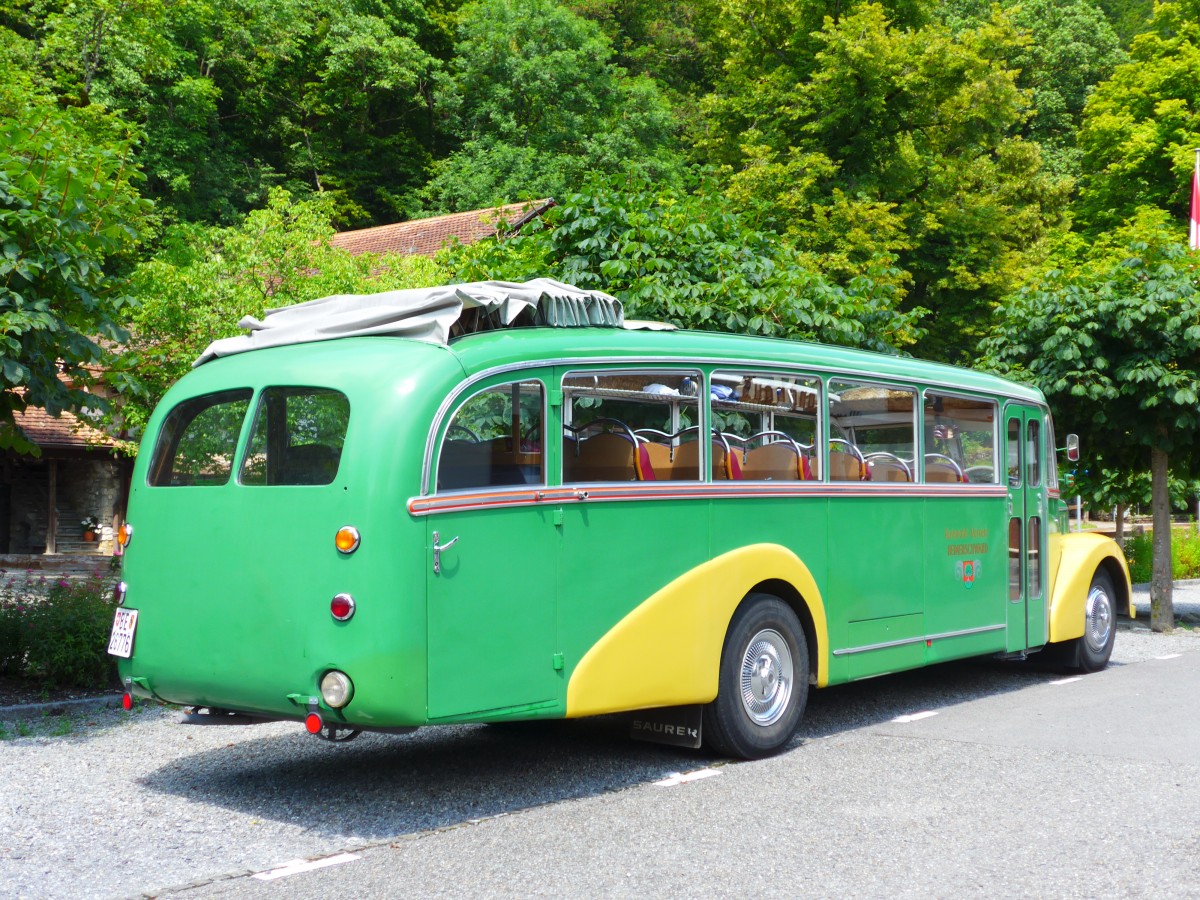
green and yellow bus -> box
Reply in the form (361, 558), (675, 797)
(110, 280), (1130, 759)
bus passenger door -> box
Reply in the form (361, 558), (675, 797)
(424, 378), (559, 720)
(425, 506), (559, 719)
(1004, 405), (1049, 652)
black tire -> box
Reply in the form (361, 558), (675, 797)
(703, 593), (809, 759)
(1072, 568), (1117, 672)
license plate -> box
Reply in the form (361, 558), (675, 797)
(108, 608), (138, 658)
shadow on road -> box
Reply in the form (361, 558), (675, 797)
(138, 655), (1069, 843)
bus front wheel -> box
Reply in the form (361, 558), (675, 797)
(1073, 568), (1116, 672)
(703, 593), (809, 759)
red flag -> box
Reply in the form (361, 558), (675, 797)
(1192, 153), (1200, 251)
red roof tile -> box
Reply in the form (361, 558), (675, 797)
(331, 200), (555, 257)
(12, 403), (121, 452)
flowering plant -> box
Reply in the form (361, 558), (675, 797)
(81, 515), (101, 532)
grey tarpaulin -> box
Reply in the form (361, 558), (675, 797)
(194, 278), (624, 366)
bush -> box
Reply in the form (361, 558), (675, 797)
(1123, 526), (1200, 584)
(0, 568), (119, 689)
(0, 570), (45, 676)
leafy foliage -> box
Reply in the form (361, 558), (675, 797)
(442, 173), (925, 352)
(1124, 525), (1200, 585)
(983, 232), (1200, 629)
(0, 566), (120, 688)
(11, 0), (447, 226)
(422, 0), (684, 211)
(124, 189), (446, 433)
(0, 73), (150, 452)
(699, 2), (1071, 361)
(1075, 0), (1200, 235)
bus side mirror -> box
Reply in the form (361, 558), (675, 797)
(1065, 434), (1080, 463)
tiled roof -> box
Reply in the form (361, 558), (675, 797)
(331, 200), (555, 257)
(12, 403), (121, 452)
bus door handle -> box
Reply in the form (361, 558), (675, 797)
(432, 531), (460, 575)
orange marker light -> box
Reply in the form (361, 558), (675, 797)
(335, 526), (360, 554)
(117, 523), (134, 548)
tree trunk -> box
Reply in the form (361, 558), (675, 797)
(1149, 446), (1174, 631)
(1114, 502), (1126, 547)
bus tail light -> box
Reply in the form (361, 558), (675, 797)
(305, 712), (323, 734)
(330, 593), (355, 621)
(320, 671), (353, 708)
(122, 693), (133, 711)
(117, 523), (133, 552)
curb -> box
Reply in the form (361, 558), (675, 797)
(0, 694), (125, 722)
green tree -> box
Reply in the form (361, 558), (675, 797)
(125, 189), (446, 431)
(701, 3), (1071, 362)
(12, 0), (448, 226)
(422, 0), (684, 211)
(573, 0), (726, 100)
(1092, 0), (1154, 46)
(1075, 0), (1200, 236)
(992, 0), (1124, 179)
(982, 236), (1200, 631)
(0, 76), (150, 453)
(442, 173), (925, 352)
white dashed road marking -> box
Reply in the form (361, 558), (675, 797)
(252, 852), (361, 881)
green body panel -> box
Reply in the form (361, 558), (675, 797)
(556, 496), (712, 697)
(116, 326), (1066, 730)
(845, 614), (926, 679)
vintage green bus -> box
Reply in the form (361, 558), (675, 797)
(110, 280), (1130, 758)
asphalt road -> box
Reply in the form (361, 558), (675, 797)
(4, 617), (1200, 900)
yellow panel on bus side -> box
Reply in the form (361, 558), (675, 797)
(565, 542), (829, 717)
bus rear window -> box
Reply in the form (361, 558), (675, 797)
(148, 390), (253, 487)
(241, 388), (350, 486)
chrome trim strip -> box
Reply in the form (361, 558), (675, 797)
(831, 623), (1007, 657)
(409, 483), (1008, 516)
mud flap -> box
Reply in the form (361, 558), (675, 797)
(629, 705), (703, 749)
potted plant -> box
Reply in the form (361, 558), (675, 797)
(81, 515), (101, 541)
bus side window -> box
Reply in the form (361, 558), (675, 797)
(562, 370), (702, 482)
(828, 380), (916, 482)
(436, 381), (544, 491)
(922, 393), (997, 484)
(711, 370), (820, 481)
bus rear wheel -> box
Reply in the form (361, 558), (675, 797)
(704, 593), (809, 759)
(1073, 568), (1116, 672)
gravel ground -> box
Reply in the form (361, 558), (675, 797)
(2, 589), (1199, 900)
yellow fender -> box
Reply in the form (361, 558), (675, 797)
(1048, 532), (1132, 643)
(566, 544), (828, 718)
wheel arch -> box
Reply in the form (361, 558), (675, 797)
(1049, 532), (1132, 643)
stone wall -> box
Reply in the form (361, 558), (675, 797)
(3, 457), (126, 554)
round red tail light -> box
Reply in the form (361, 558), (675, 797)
(330, 593), (355, 621)
(122, 693), (133, 711)
(305, 712), (323, 734)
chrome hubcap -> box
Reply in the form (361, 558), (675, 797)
(739, 628), (793, 727)
(1085, 584), (1113, 653)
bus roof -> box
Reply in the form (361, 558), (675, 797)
(443, 325), (1045, 405)
(194, 279), (624, 365)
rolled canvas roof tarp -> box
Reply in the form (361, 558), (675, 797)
(195, 278), (624, 366)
